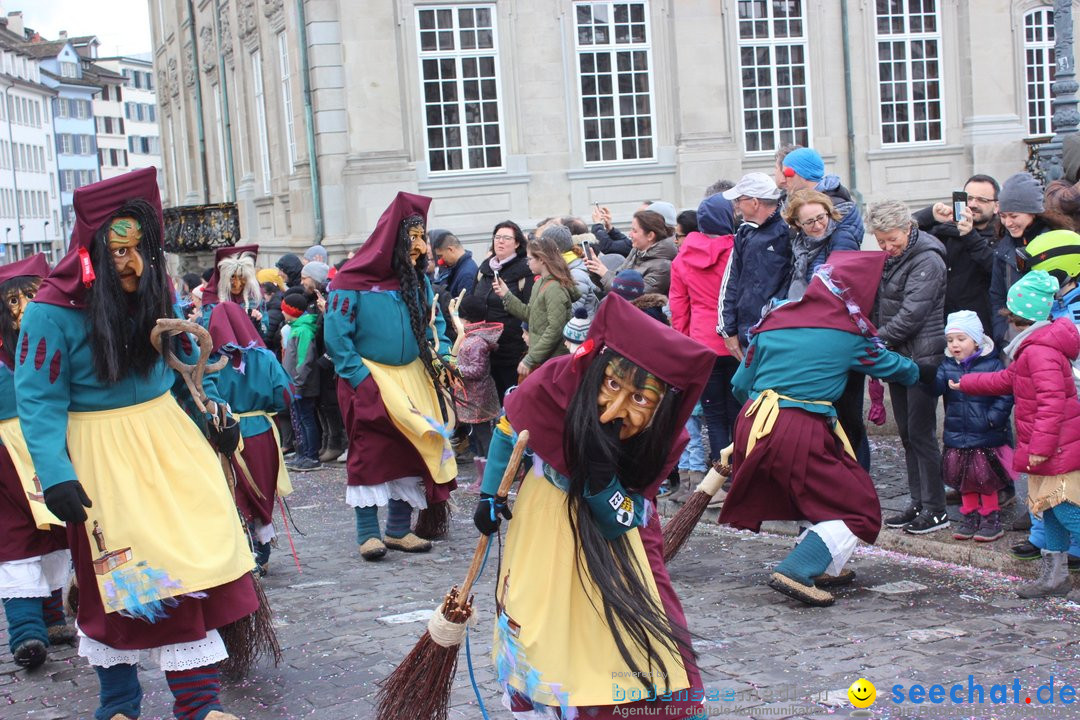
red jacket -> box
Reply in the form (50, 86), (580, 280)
(959, 317), (1080, 475)
(669, 231), (734, 356)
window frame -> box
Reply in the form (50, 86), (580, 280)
(873, 0), (946, 147)
(277, 31), (297, 175)
(734, 0), (813, 156)
(251, 48), (273, 195)
(415, 3), (507, 175)
(572, 0), (658, 166)
(1022, 6), (1056, 137)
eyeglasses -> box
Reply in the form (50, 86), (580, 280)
(967, 195), (997, 204)
(798, 213), (829, 229)
(493, 234), (516, 242)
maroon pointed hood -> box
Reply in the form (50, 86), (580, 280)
(753, 250), (885, 337)
(209, 299), (265, 353)
(201, 244), (260, 305)
(0, 253), (49, 285)
(504, 294), (714, 487)
(333, 191), (432, 292)
(35, 167), (162, 308)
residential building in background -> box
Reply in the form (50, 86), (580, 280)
(85, 59), (127, 181)
(0, 12), (60, 260)
(150, 3), (1080, 257)
(97, 55), (162, 188)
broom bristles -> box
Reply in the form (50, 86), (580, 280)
(662, 490), (713, 563)
(219, 573), (283, 681)
(375, 631), (460, 720)
(414, 499), (451, 540)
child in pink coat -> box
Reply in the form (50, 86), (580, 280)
(955, 271), (1080, 598)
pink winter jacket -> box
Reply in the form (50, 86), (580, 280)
(669, 231), (734, 356)
(959, 317), (1080, 475)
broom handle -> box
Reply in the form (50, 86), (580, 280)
(456, 429), (530, 606)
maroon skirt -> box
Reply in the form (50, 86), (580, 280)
(0, 445), (66, 563)
(233, 428), (281, 528)
(337, 376), (456, 503)
(718, 402), (882, 544)
(69, 518), (258, 650)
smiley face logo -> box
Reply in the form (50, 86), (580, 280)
(848, 678), (876, 708)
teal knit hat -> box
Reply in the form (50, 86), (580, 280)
(1006, 270), (1059, 322)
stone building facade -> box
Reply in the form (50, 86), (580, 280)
(150, 0), (1074, 258)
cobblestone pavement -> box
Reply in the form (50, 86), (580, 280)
(3, 448), (1080, 719)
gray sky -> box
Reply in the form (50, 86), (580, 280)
(15, 0), (152, 57)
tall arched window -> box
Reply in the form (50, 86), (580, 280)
(1023, 7), (1055, 136)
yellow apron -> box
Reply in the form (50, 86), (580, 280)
(493, 471), (689, 708)
(363, 357), (456, 485)
(743, 389), (855, 460)
(0, 418), (63, 529)
(234, 410), (292, 498)
(67, 393), (253, 617)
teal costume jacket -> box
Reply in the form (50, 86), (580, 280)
(733, 327), (919, 415)
(324, 277), (451, 389)
(15, 302), (216, 492)
(0, 362), (16, 421)
(210, 346), (292, 437)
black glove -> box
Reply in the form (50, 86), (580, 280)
(206, 407), (241, 456)
(584, 419), (622, 492)
(473, 492), (512, 536)
(916, 361), (939, 385)
(43, 480), (92, 523)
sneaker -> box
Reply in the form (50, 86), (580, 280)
(335, 449), (348, 463)
(952, 511), (979, 540)
(904, 510), (950, 535)
(1011, 540), (1043, 560)
(884, 504), (921, 528)
(974, 511), (1004, 542)
(287, 456), (322, 472)
(319, 446), (346, 463)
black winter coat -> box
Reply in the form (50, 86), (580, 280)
(875, 231), (947, 364)
(264, 289), (285, 356)
(913, 205), (998, 333)
(933, 352), (1013, 449)
(469, 253), (535, 367)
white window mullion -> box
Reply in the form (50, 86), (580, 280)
(1023, 8), (1055, 136)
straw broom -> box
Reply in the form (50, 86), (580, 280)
(375, 429), (529, 720)
(662, 463), (730, 564)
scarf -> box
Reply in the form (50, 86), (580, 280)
(788, 219), (836, 300)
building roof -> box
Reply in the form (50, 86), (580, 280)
(82, 61), (124, 84)
(40, 67), (102, 91)
(18, 39), (67, 59)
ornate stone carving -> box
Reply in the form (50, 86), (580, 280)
(157, 68), (170, 105)
(238, 0), (257, 39)
(219, 11), (233, 57)
(168, 56), (180, 97)
(200, 24), (215, 70)
(262, 0), (283, 18)
(183, 44), (195, 87)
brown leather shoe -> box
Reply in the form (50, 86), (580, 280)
(384, 533), (433, 553)
(359, 537), (387, 561)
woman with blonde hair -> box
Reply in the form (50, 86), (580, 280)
(494, 235), (580, 381)
(783, 189), (860, 301)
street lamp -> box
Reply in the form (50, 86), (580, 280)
(18, 225), (24, 260)
(43, 220), (50, 260)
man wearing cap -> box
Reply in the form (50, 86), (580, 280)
(718, 172), (794, 359)
(782, 147), (865, 251)
(303, 244), (328, 266)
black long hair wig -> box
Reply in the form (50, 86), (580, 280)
(0, 275), (39, 366)
(561, 348), (693, 692)
(86, 199), (173, 383)
(391, 214), (439, 385)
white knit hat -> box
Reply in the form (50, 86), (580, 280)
(944, 310), (993, 356)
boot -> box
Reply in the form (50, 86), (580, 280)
(669, 471), (693, 503)
(1016, 550), (1072, 599)
(681, 470), (706, 502)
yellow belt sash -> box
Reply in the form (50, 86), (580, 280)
(743, 389), (855, 460)
(233, 410), (292, 498)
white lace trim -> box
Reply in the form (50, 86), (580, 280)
(346, 476), (427, 509)
(0, 549), (71, 597)
(78, 628), (227, 670)
(251, 521), (276, 544)
(800, 519), (859, 577)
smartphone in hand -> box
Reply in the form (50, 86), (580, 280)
(952, 191), (968, 222)
(582, 240), (595, 260)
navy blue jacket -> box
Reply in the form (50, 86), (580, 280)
(933, 352), (1013, 449)
(435, 250), (479, 298)
(718, 207), (793, 344)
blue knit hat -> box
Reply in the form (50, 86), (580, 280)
(783, 147), (825, 183)
(611, 270), (645, 301)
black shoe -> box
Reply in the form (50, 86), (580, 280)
(904, 510), (950, 535)
(13, 638), (47, 669)
(1010, 540), (1042, 560)
(884, 505), (921, 528)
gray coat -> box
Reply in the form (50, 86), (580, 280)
(598, 237), (679, 295)
(567, 256), (599, 317)
(875, 231), (947, 364)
